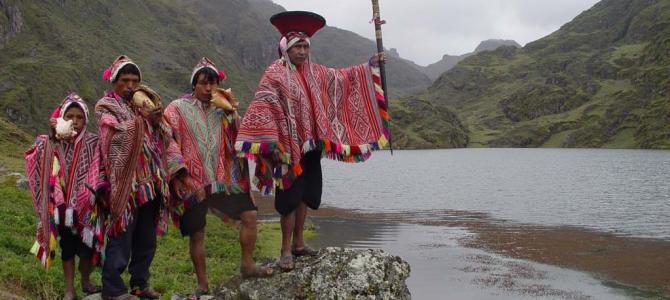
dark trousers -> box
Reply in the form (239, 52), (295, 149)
(102, 200), (158, 297)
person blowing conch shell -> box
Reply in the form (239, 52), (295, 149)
(132, 84), (161, 109)
(55, 117), (77, 140)
(211, 87), (239, 112)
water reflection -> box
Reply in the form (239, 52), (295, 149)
(309, 217), (636, 300)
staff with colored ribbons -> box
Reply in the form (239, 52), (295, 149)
(371, 0), (393, 154)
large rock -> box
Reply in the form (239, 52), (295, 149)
(10, 172), (27, 189)
(2, 172), (28, 189)
(173, 247), (411, 300)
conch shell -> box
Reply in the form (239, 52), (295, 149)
(132, 85), (161, 109)
(211, 88), (239, 111)
(55, 117), (77, 139)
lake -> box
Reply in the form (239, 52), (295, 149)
(320, 149), (670, 240)
(303, 149), (670, 299)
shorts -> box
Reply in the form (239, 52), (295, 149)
(58, 226), (93, 261)
(179, 192), (257, 236)
(274, 150), (323, 216)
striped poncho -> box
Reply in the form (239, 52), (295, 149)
(95, 91), (171, 237)
(25, 131), (102, 268)
(164, 94), (251, 221)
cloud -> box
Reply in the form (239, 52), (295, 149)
(271, 0), (600, 65)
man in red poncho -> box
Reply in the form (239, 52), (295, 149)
(165, 57), (273, 297)
(96, 55), (169, 300)
(235, 11), (390, 270)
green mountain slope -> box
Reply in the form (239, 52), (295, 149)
(0, 0), (430, 137)
(389, 96), (468, 149)
(411, 0), (670, 149)
(420, 39), (521, 81)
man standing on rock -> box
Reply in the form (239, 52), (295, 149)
(96, 55), (170, 300)
(164, 57), (273, 297)
(235, 11), (390, 271)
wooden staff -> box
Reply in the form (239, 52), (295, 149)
(371, 0), (393, 154)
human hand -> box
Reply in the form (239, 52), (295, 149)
(213, 88), (239, 112)
(93, 182), (111, 210)
(369, 52), (386, 67)
(140, 106), (163, 126)
(272, 148), (283, 163)
(171, 172), (191, 199)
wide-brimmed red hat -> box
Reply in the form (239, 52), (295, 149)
(270, 11), (326, 38)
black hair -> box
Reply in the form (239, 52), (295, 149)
(192, 67), (220, 87)
(113, 64), (141, 82)
(63, 102), (85, 114)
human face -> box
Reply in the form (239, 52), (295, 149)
(287, 40), (310, 67)
(63, 106), (86, 134)
(113, 73), (140, 100)
(193, 74), (218, 102)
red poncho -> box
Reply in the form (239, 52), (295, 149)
(95, 92), (171, 237)
(25, 132), (102, 267)
(236, 59), (390, 193)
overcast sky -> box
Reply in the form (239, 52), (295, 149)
(271, 0), (600, 66)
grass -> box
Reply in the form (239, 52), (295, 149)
(603, 128), (638, 149)
(608, 43), (648, 64)
(541, 129), (575, 148)
(0, 117), (33, 172)
(0, 182), (296, 299)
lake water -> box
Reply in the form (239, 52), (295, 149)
(319, 149), (670, 240)
(257, 149), (670, 299)
(309, 217), (635, 300)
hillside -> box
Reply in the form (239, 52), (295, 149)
(0, 0), (430, 138)
(0, 0), (431, 170)
(412, 0), (670, 149)
(421, 39), (521, 81)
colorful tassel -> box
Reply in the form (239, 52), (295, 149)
(53, 207), (60, 225)
(82, 228), (94, 247)
(30, 241), (40, 255)
(342, 145), (351, 156)
(102, 68), (112, 81)
(64, 207), (74, 227)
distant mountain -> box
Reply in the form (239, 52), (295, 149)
(400, 0), (670, 149)
(421, 39), (521, 81)
(473, 39), (521, 53)
(0, 0), (430, 134)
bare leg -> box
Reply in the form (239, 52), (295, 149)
(189, 229), (208, 292)
(62, 259), (76, 298)
(78, 257), (95, 291)
(239, 210), (257, 271)
(280, 210), (296, 258)
(292, 201), (308, 250)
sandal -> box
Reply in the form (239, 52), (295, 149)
(278, 255), (294, 271)
(186, 288), (211, 300)
(82, 282), (102, 295)
(130, 287), (161, 299)
(241, 265), (274, 279)
(291, 245), (318, 257)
